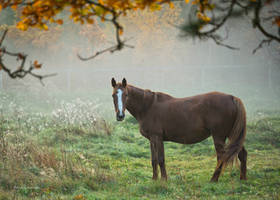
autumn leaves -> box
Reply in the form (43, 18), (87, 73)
(0, 0), (207, 32)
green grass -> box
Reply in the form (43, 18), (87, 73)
(72, 118), (280, 200)
(0, 95), (279, 199)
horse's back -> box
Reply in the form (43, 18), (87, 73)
(151, 91), (237, 144)
(189, 92), (237, 134)
(165, 91), (236, 119)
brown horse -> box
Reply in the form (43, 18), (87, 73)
(111, 78), (247, 182)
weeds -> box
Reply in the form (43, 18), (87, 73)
(0, 96), (113, 199)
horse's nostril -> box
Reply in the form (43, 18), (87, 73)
(117, 117), (123, 121)
(116, 113), (125, 121)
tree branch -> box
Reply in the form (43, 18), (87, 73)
(0, 29), (56, 84)
(251, 0), (280, 53)
(77, 0), (134, 61)
(253, 38), (272, 54)
(179, 0), (280, 52)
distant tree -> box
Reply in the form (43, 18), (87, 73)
(0, 0), (279, 81)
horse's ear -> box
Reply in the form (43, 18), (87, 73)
(122, 78), (127, 88)
(111, 78), (116, 88)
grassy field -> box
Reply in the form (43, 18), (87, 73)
(0, 92), (279, 200)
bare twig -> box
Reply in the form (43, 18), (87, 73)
(0, 29), (56, 84)
(253, 0), (280, 41)
(77, 38), (134, 61)
(251, 0), (280, 53)
(209, 35), (239, 50)
(0, 29), (8, 46)
(253, 39), (272, 54)
(77, 45), (120, 61)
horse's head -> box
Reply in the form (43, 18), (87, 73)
(111, 77), (128, 121)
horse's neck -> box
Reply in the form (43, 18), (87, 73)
(126, 85), (154, 120)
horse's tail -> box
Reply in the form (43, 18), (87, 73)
(219, 97), (246, 171)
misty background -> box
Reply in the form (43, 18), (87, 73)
(0, 3), (279, 119)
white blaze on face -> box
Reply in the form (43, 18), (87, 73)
(117, 89), (123, 116)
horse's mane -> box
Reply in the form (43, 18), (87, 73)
(128, 85), (173, 104)
(154, 92), (173, 102)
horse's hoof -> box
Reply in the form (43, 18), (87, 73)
(152, 176), (158, 180)
(210, 178), (218, 183)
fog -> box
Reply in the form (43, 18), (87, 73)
(1, 4), (280, 120)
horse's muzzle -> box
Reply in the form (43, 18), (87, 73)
(116, 113), (125, 121)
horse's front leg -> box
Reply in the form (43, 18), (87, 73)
(150, 135), (167, 180)
(150, 138), (158, 180)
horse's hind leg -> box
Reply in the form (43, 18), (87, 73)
(211, 136), (226, 182)
(238, 146), (247, 180)
(157, 138), (167, 180)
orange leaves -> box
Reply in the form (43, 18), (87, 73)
(33, 60), (42, 69)
(98, 0), (105, 6)
(149, 3), (161, 11)
(184, 0), (213, 24)
(118, 27), (123, 35)
(7, 0), (176, 33)
(5, 0), (214, 33)
(13, 0), (67, 30)
(11, 4), (17, 10)
(197, 12), (211, 22)
(69, 2), (100, 25)
(191, 0), (200, 5)
(86, 18), (94, 24)
(273, 16), (280, 27)
(16, 21), (28, 31)
(41, 24), (48, 30)
(56, 19), (63, 25)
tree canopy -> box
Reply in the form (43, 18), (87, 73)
(0, 0), (279, 81)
